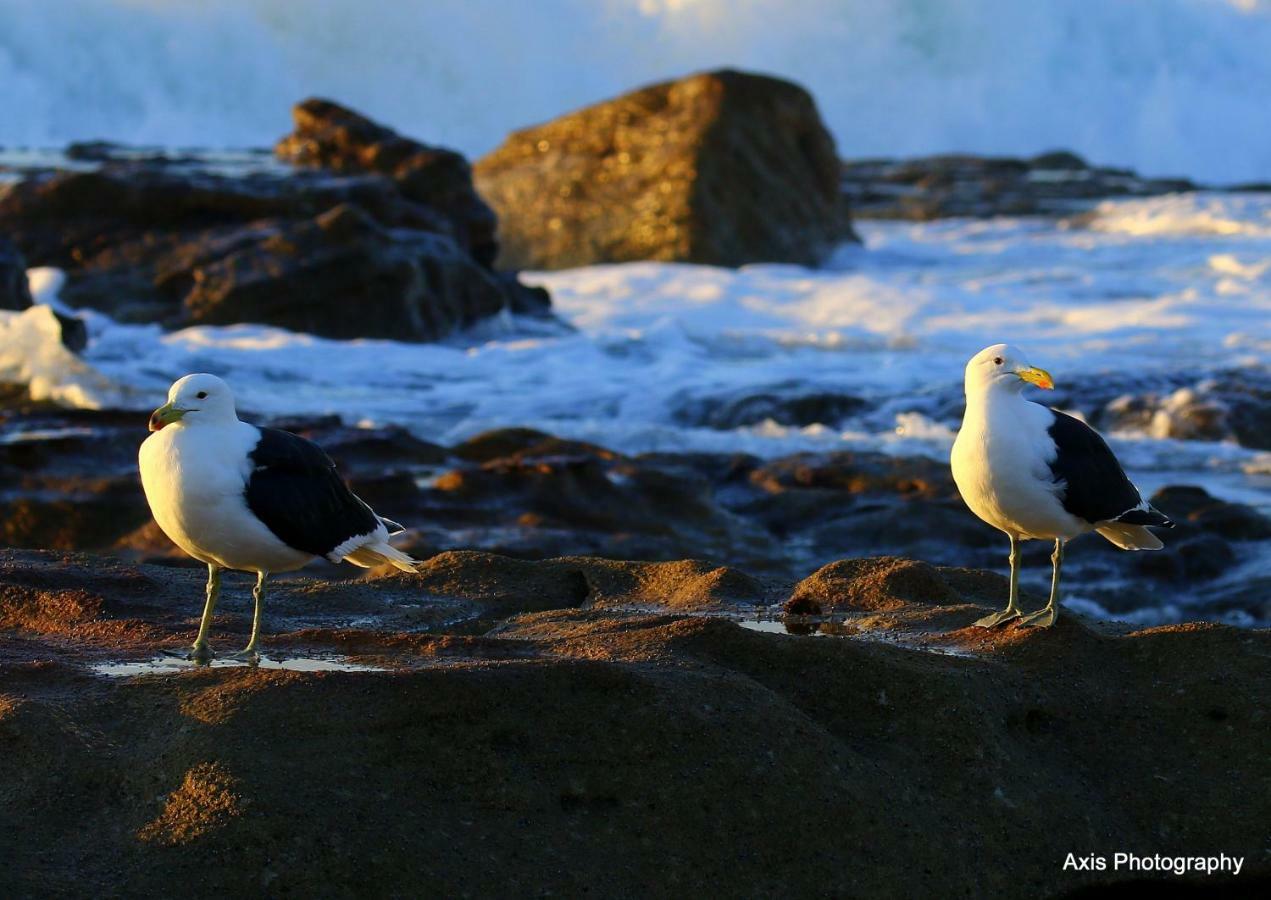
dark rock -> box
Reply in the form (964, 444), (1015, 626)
(1095, 371), (1271, 451)
(0, 237), (33, 311)
(451, 428), (570, 463)
(0, 125), (552, 340)
(749, 450), (956, 500)
(842, 150), (1200, 221)
(276, 98), (499, 266)
(1029, 150), (1089, 170)
(182, 203), (540, 340)
(1151, 486), (1271, 540)
(51, 312), (88, 353)
(0, 164), (550, 339)
(475, 69), (857, 270)
(674, 387), (865, 429)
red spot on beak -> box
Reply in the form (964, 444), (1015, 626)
(148, 411), (165, 431)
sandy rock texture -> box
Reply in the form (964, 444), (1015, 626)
(476, 69), (858, 270)
(0, 549), (1267, 897)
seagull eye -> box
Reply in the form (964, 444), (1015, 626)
(993, 357), (1003, 366)
(195, 391), (208, 399)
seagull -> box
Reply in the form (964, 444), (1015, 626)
(951, 344), (1173, 628)
(139, 374), (419, 662)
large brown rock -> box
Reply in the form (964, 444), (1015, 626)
(276, 98), (499, 266)
(475, 69), (858, 270)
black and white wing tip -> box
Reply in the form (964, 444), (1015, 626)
(1046, 410), (1173, 528)
(245, 427), (386, 561)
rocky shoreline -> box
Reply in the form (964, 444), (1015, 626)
(2, 398), (1268, 626)
(1, 67), (1269, 896)
(1, 548), (1268, 895)
(4, 68), (1252, 354)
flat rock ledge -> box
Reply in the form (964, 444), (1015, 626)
(1, 548), (1266, 897)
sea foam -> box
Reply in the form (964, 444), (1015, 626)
(1, 0), (1270, 182)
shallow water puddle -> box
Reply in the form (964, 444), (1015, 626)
(736, 617), (977, 658)
(91, 654), (386, 677)
(737, 618), (859, 638)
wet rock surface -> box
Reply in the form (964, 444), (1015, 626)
(475, 68), (858, 270)
(0, 548), (1267, 897)
(1091, 369), (1271, 451)
(0, 108), (550, 340)
(276, 98), (499, 266)
(0, 236), (33, 311)
(841, 150), (1199, 220)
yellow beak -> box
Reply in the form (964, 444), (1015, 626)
(1016, 366), (1055, 391)
(148, 402), (188, 431)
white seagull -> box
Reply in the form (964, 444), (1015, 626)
(951, 344), (1173, 628)
(139, 374), (419, 662)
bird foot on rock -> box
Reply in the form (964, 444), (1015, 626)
(162, 644), (214, 665)
(1018, 607), (1058, 629)
(227, 648), (262, 667)
(973, 608), (1022, 628)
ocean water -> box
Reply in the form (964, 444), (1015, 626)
(2, 189), (1269, 626)
(4, 191), (1268, 502)
(2, 0), (1271, 183)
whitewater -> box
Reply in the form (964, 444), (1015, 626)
(3, 0), (1271, 183)
(4, 190), (1267, 488)
(3, 188), (1270, 625)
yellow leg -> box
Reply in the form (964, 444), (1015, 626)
(975, 534), (1024, 628)
(1021, 539), (1063, 628)
(191, 565), (221, 663)
(231, 571), (268, 665)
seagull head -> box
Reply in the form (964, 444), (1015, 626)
(148, 374), (238, 431)
(964, 344), (1054, 396)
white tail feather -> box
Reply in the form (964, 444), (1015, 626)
(1095, 522), (1164, 551)
(343, 542), (420, 573)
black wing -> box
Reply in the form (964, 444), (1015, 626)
(245, 427), (380, 558)
(1047, 410), (1170, 527)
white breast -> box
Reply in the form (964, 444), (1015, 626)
(139, 422), (313, 573)
(951, 395), (1089, 541)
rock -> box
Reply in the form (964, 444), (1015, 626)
(1096, 371), (1271, 451)
(276, 98), (499, 266)
(0, 139), (551, 339)
(183, 203), (544, 341)
(1151, 485), (1271, 540)
(450, 427), (599, 463)
(786, 557), (988, 613)
(403, 550), (762, 613)
(0, 237), (33, 311)
(0, 238), (85, 351)
(1148, 387), (1230, 442)
(475, 69), (857, 270)
(2, 548), (1267, 897)
(749, 450), (956, 500)
(841, 150), (1199, 221)
(673, 386), (865, 429)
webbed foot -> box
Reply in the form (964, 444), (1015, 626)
(1018, 606), (1058, 628)
(973, 607), (1023, 628)
(163, 643), (214, 664)
(227, 647), (261, 667)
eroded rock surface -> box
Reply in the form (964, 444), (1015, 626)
(0, 549), (1266, 897)
(475, 69), (858, 270)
